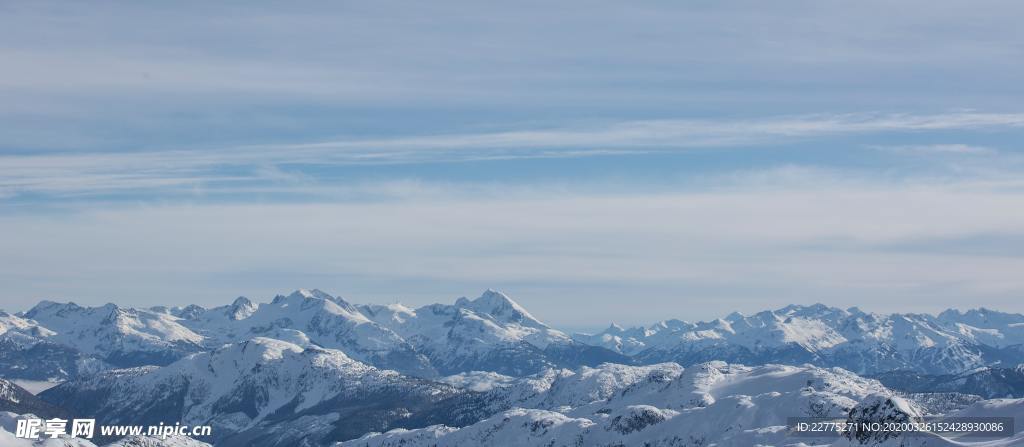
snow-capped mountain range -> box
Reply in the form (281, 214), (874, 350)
(1, 289), (626, 381)
(4, 290), (1024, 383)
(3, 289), (1024, 446)
(574, 304), (1024, 375)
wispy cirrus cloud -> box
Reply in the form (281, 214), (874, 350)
(258, 111), (1024, 152)
(4, 111), (1024, 199)
(869, 143), (997, 155)
(5, 1), (1024, 154)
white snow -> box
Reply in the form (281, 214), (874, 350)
(8, 380), (62, 395)
(344, 362), (1024, 447)
(574, 303), (1022, 375)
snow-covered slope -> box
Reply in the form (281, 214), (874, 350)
(576, 304), (1024, 375)
(476, 362), (685, 413)
(938, 308), (1024, 348)
(22, 302), (205, 367)
(345, 361), (1024, 447)
(0, 336), (109, 382)
(0, 379), (66, 418)
(39, 338), (494, 447)
(1, 309), (112, 380)
(949, 398), (1024, 445)
(9, 291), (1024, 446)
(32, 348), (1024, 447)
(0, 311), (50, 339)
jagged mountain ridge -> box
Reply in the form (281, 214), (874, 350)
(23, 301), (206, 367)
(356, 290), (630, 375)
(1, 289), (623, 381)
(5, 291), (1024, 446)
(574, 303), (1024, 375)
(4, 291), (1024, 381)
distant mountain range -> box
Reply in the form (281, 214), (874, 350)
(574, 303), (1024, 375)
(3, 289), (1024, 446)
(1, 290), (628, 382)
(4, 290), (1024, 382)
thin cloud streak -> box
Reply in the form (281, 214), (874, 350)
(4, 111), (1024, 198)
(869, 143), (997, 155)
(260, 112), (1024, 151)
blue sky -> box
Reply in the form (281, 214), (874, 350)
(3, 1), (1024, 330)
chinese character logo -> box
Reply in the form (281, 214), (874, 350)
(71, 419), (96, 439)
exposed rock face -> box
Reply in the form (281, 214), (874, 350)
(844, 394), (923, 444)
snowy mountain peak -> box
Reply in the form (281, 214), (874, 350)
(11, 291), (1024, 446)
(14, 300), (206, 367)
(458, 290), (542, 326)
(14, 291), (1024, 392)
(287, 288), (361, 312)
(177, 304), (206, 320)
(23, 300), (82, 318)
(575, 301), (1024, 372)
(218, 337), (307, 368)
(651, 319), (691, 331)
(291, 288), (334, 301)
(724, 311), (744, 322)
(356, 303), (416, 325)
(0, 312), (44, 335)
(939, 307), (1024, 327)
(228, 296), (257, 320)
(777, 302), (844, 318)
